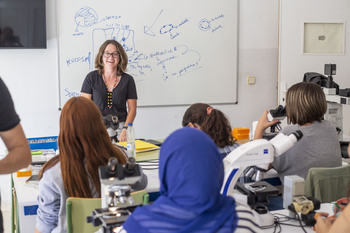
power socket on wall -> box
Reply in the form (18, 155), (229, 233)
(247, 76), (256, 85)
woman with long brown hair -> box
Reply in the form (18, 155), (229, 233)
(35, 97), (147, 233)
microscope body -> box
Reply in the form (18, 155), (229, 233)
(221, 131), (302, 227)
(103, 114), (120, 143)
(251, 105), (287, 140)
(303, 64), (350, 141)
(265, 105), (286, 139)
(99, 162), (141, 208)
(221, 131), (302, 197)
(87, 157), (143, 232)
(221, 139), (275, 197)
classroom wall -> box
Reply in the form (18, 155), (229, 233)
(0, 0), (279, 203)
(0, 0), (279, 144)
(278, 0), (350, 137)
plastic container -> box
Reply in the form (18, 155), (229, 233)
(126, 123), (136, 157)
(232, 127), (250, 140)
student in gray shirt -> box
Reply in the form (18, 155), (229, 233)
(254, 82), (342, 183)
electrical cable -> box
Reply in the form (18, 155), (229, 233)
(261, 212), (309, 233)
(293, 211), (308, 233)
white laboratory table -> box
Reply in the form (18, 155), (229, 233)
(12, 173), (160, 233)
(13, 166), (331, 233)
(262, 203), (333, 233)
(11, 150), (161, 233)
(12, 174), (39, 233)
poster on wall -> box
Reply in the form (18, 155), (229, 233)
(303, 22), (345, 54)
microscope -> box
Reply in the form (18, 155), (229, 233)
(221, 130), (303, 226)
(304, 64), (350, 142)
(103, 114), (119, 143)
(303, 64), (350, 157)
(264, 105), (287, 140)
(251, 105), (287, 141)
(87, 157), (143, 233)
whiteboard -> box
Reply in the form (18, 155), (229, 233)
(57, 0), (238, 107)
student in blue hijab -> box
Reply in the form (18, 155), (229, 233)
(123, 127), (260, 233)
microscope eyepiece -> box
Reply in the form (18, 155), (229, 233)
(108, 157), (118, 173)
(125, 157), (136, 174)
(128, 156), (136, 164)
(111, 115), (118, 123)
(292, 130), (303, 141)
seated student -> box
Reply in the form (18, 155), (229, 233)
(315, 181), (350, 232)
(315, 182), (350, 233)
(315, 203), (350, 233)
(254, 82), (342, 183)
(314, 145), (350, 233)
(35, 97), (147, 233)
(182, 103), (239, 159)
(122, 127), (261, 233)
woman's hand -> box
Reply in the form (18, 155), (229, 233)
(253, 110), (279, 140)
(118, 129), (127, 142)
(314, 213), (333, 233)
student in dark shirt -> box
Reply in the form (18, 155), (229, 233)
(0, 77), (31, 232)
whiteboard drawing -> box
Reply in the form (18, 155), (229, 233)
(57, 0), (237, 107)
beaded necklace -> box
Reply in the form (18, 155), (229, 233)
(103, 75), (118, 109)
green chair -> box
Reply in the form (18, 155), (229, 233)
(305, 165), (350, 203)
(66, 197), (101, 233)
(66, 190), (149, 233)
(130, 189), (149, 205)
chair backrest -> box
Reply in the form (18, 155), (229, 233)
(131, 189), (149, 205)
(305, 165), (350, 203)
(66, 197), (101, 233)
(66, 190), (149, 233)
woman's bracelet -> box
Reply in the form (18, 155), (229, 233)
(122, 126), (128, 130)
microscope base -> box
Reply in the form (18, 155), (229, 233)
(236, 181), (279, 209)
(253, 207), (275, 227)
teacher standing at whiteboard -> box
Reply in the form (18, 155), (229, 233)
(81, 39), (137, 142)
